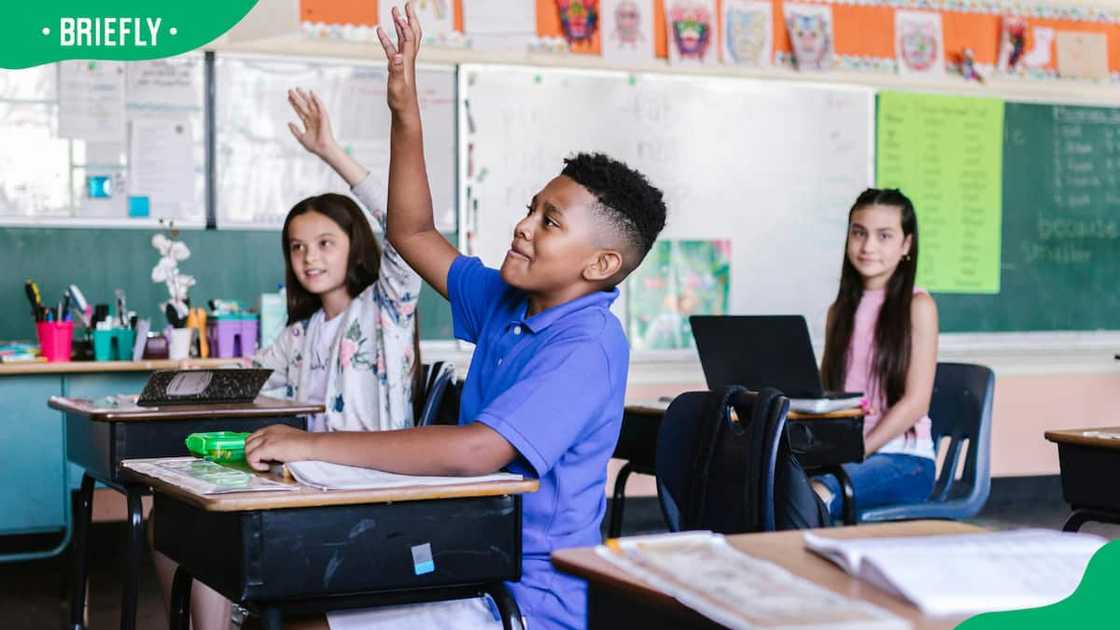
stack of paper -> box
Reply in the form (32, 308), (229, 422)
(597, 532), (909, 629)
(804, 529), (1107, 616)
(286, 460), (522, 491)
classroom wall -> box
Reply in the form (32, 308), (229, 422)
(0, 227), (453, 342)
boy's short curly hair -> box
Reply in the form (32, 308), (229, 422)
(560, 153), (667, 274)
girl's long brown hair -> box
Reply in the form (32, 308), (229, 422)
(282, 194), (422, 414)
(821, 189), (919, 411)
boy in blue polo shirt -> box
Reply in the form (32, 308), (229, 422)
(244, 4), (667, 628)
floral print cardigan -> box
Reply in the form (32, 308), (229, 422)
(254, 173), (421, 432)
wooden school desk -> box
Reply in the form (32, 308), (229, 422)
(50, 395), (322, 630)
(0, 358), (239, 566)
(609, 402), (866, 535)
(553, 520), (982, 630)
(1045, 428), (1120, 532)
(122, 464), (539, 630)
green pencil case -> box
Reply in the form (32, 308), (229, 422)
(185, 431), (250, 463)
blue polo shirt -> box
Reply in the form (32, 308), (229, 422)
(448, 256), (628, 630)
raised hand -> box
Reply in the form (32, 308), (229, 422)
(287, 87), (338, 159)
(376, 2), (423, 116)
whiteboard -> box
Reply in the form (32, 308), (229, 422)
(216, 55), (456, 230)
(0, 56), (206, 225)
(460, 65), (873, 341)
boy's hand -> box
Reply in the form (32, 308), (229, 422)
(287, 88), (339, 159)
(376, 2), (422, 115)
(245, 424), (317, 471)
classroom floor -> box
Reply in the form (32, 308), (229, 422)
(2, 476), (1117, 630)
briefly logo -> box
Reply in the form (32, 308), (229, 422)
(3, 2), (258, 69)
(52, 17), (171, 48)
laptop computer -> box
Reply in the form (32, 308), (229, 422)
(136, 368), (273, 407)
(689, 315), (863, 413)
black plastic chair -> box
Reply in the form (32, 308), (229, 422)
(855, 362), (995, 523)
(416, 362), (457, 427)
(655, 387), (791, 533)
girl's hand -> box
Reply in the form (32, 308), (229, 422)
(245, 424), (317, 471)
(287, 88), (339, 158)
(376, 2), (422, 115)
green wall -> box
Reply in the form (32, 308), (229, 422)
(0, 227), (452, 342)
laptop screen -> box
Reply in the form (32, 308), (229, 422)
(689, 315), (827, 399)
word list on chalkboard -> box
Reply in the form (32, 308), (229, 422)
(877, 91), (1005, 294)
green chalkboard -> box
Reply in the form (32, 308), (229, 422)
(936, 102), (1120, 332)
(0, 228), (453, 342)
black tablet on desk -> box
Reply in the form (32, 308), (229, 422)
(136, 368), (273, 407)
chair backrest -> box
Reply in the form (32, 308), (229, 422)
(655, 387), (791, 533)
(927, 362), (995, 506)
(416, 361), (457, 427)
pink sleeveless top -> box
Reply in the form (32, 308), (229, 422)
(843, 287), (934, 459)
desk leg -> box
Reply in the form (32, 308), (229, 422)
(837, 469), (856, 526)
(1063, 508), (1120, 533)
(261, 607), (284, 630)
(69, 473), (95, 630)
(608, 462), (635, 539)
(119, 486), (145, 630)
(169, 566), (193, 630)
(485, 583), (524, 630)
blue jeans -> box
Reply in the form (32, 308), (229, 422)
(816, 453), (935, 523)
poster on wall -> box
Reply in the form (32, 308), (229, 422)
(627, 240), (731, 351)
(722, 0), (772, 68)
(1055, 31), (1109, 80)
(555, 0), (601, 53)
(379, 0), (456, 45)
(783, 3), (834, 71)
(666, 0), (719, 66)
(462, 0), (538, 51)
(895, 11), (945, 77)
(602, 0), (656, 63)
(998, 16), (1057, 74)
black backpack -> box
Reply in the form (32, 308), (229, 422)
(659, 386), (828, 533)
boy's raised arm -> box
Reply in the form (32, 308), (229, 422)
(379, 2), (459, 299)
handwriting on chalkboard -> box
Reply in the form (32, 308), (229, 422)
(1030, 105), (1120, 266)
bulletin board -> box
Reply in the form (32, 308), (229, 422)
(0, 54), (206, 225)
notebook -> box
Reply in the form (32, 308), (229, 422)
(689, 315), (862, 413)
(803, 529), (1107, 616)
(596, 531), (908, 629)
(286, 460), (523, 491)
(136, 368), (272, 407)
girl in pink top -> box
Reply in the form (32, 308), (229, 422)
(814, 189), (939, 522)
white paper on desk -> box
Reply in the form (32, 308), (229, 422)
(597, 532), (909, 630)
(123, 457), (297, 495)
(128, 117), (194, 203)
(789, 397), (863, 414)
(287, 460), (522, 491)
(804, 529), (1107, 617)
(462, 0), (537, 51)
(58, 61), (126, 142)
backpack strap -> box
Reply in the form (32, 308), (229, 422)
(684, 385), (747, 530)
(733, 387), (784, 531)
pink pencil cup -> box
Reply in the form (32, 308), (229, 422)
(36, 321), (74, 362)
